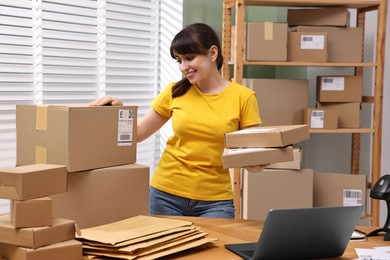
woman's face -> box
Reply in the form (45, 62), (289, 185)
(174, 52), (215, 84)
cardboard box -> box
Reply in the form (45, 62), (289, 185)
(317, 102), (361, 128)
(304, 108), (338, 129)
(0, 164), (67, 201)
(224, 125), (309, 148)
(317, 76), (363, 102)
(292, 26), (363, 62)
(287, 8), (350, 27)
(50, 164), (149, 229)
(287, 31), (328, 62)
(16, 104), (137, 172)
(242, 168), (314, 220)
(222, 146), (294, 169)
(0, 239), (82, 260)
(313, 172), (366, 213)
(266, 147), (302, 170)
(244, 78), (308, 126)
(0, 215), (75, 249)
(246, 22), (288, 61)
(11, 197), (52, 228)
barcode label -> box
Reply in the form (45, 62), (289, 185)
(310, 110), (324, 128)
(300, 35), (325, 50)
(302, 36), (313, 42)
(323, 78), (333, 83)
(117, 109), (133, 146)
(321, 77), (345, 91)
(343, 189), (363, 206)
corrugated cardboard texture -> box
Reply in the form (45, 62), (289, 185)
(287, 7), (350, 27)
(245, 78), (308, 126)
(0, 239), (82, 260)
(0, 215), (75, 249)
(317, 102), (361, 128)
(50, 164), (149, 229)
(304, 108), (338, 129)
(243, 168), (314, 220)
(287, 31), (328, 62)
(0, 164), (67, 200)
(16, 104), (137, 172)
(11, 197), (52, 228)
(224, 125), (309, 148)
(266, 147), (302, 170)
(317, 75), (363, 102)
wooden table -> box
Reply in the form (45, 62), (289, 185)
(83, 216), (390, 259)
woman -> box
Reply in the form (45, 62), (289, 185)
(90, 23), (262, 218)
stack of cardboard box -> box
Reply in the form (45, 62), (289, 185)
(15, 105), (149, 230)
(0, 164), (82, 259)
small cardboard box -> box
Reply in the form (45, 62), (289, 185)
(0, 239), (82, 260)
(287, 7), (350, 27)
(222, 146), (294, 169)
(224, 125), (309, 148)
(242, 168), (314, 220)
(317, 102), (361, 128)
(16, 104), (137, 172)
(11, 197), (52, 228)
(287, 31), (328, 62)
(317, 76), (363, 102)
(50, 164), (149, 229)
(313, 172), (366, 214)
(266, 147), (302, 170)
(246, 22), (288, 61)
(292, 26), (363, 62)
(244, 78), (309, 126)
(304, 108), (338, 129)
(0, 215), (75, 249)
(0, 164), (67, 201)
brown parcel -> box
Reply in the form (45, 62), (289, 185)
(0, 215), (75, 249)
(0, 164), (67, 201)
(316, 102), (361, 128)
(0, 239), (82, 260)
(16, 104), (137, 172)
(11, 197), (52, 228)
(287, 7), (350, 27)
(246, 22), (288, 61)
(242, 168), (313, 220)
(51, 164), (149, 229)
(222, 146), (294, 169)
(244, 78), (308, 126)
(287, 31), (328, 62)
(304, 108), (338, 130)
(317, 75), (363, 102)
(224, 125), (309, 148)
(266, 147), (302, 170)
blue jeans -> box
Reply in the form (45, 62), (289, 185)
(149, 186), (235, 219)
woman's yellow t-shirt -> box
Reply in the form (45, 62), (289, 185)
(151, 81), (261, 201)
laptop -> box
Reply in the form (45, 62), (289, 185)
(225, 206), (363, 260)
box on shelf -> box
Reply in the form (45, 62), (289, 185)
(304, 108), (338, 130)
(0, 215), (75, 249)
(291, 26), (363, 63)
(0, 239), (82, 260)
(50, 164), (149, 229)
(287, 31), (328, 62)
(244, 78), (308, 126)
(11, 197), (52, 228)
(242, 168), (314, 220)
(224, 125), (309, 148)
(246, 22), (288, 61)
(266, 147), (302, 170)
(287, 7), (350, 27)
(16, 104), (137, 172)
(316, 102), (361, 128)
(313, 172), (366, 215)
(0, 164), (67, 201)
(317, 75), (363, 102)
(222, 146), (294, 169)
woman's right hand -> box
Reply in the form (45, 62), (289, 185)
(89, 96), (123, 106)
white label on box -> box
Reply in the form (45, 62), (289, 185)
(300, 35), (325, 50)
(343, 189), (363, 206)
(321, 77), (345, 91)
(228, 148), (267, 154)
(310, 110), (324, 128)
(234, 128), (276, 134)
(117, 110), (133, 146)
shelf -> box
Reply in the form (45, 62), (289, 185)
(242, 0), (381, 9)
(309, 128), (374, 134)
(243, 61), (376, 67)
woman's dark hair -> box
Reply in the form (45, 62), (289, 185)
(170, 23), (224, 98)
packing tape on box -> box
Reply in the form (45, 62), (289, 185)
(36, 105), (48, 130)
(264, 22), (273, 41)
(35, 146), (47, 164)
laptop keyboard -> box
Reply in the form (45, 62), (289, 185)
(240, 249), (255, 257)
